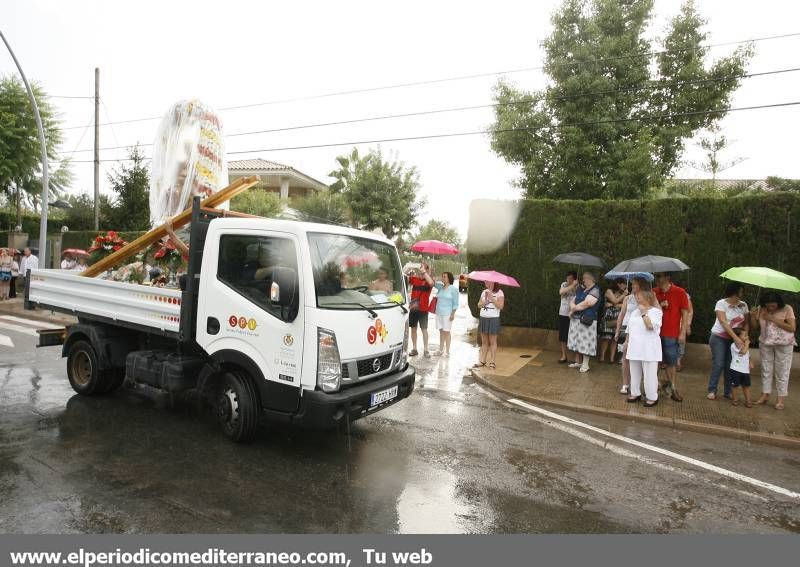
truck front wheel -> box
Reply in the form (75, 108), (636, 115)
(66, 340), (104, 395)
(216, 371), (260, 442)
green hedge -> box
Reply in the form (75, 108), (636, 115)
(467, 194), (800, 343)
(0, 211), (44, 235)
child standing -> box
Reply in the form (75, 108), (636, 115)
(729, 328), (754, 407)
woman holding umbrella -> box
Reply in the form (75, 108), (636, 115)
(568, 272), (602, 373)
(477, 282), (505, 369)
(470, 271), (517, 369)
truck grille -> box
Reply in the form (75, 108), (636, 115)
(341, 351), (397, 381)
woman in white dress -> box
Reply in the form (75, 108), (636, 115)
(626, 289), (663, 407)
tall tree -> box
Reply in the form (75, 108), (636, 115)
(106, 146), (150, 230)
(491, 0), (752, 199)
(412, 219), (462, 249)
(0, 76), (68, 222)
(329, 147), (425, 239)
(689, 124), (746, 184)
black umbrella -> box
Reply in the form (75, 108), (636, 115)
(553, 252), (605, 268)
(611, 255), (690, 273)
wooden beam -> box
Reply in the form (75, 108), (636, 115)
(81, 176), (260, 278)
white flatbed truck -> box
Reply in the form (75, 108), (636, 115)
(26, 201), (415, 441)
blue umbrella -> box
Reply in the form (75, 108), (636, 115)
(604, 270), (654, 282)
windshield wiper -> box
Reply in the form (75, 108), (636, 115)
(326, 302), (378, 318)
(372, 301), (408, 314)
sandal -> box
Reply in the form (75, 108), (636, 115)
(775, 402), (785, 411)
(488, 363), (497, 369)
(745, 401), (753, 408)
(731, 399), (740, 407)
(558, 358), (568, 364)
(644, 399), (659, 407)
(473, 362), (486, 368)
(671, 390), (683, 402)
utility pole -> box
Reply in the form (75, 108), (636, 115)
(93, 67), (100, 230)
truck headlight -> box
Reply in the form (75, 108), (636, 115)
(317, 328), (341, 392)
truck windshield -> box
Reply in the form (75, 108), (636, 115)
(308, 233), (406, 309)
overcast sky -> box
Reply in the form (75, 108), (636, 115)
(4, 0), (800, 236)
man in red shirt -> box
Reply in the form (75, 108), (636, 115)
(654, 272), (691, 402)
(407, 263), (434, 357)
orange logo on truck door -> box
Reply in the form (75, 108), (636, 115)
(367, 319), (389, 345)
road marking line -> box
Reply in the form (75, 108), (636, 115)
(0, 322), (40, 337)
(0, 334), (14, 348)
(509, 398), (799, 500)
(0, 315), (62, 330)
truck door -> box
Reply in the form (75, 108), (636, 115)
(196, 230), (304, 413)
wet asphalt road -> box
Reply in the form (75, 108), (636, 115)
(1, 302), (799, 534)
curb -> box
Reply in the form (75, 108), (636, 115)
(471, 370), (800, 450)
(0, 305), (76, 326)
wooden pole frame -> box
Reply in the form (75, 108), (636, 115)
(81, 175), (260, 278)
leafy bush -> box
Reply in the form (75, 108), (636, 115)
(467, 194), (800, 343)
(230, 190), (284, 218)
(294, 192), (349, 225)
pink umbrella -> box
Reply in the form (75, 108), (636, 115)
(468, 270), (521, 288)
(411, 240), (459, 256)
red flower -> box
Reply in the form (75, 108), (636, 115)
(107, 231), (118, 239)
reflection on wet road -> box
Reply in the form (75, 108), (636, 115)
(1, 297), (799, 533)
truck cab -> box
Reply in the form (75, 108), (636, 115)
(27, 202), (415, 442)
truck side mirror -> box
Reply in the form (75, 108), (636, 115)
(271, 267), (298, 321)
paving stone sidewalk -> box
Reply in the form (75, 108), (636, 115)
(473, 346), (800, 448)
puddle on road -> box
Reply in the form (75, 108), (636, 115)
(396, 468), (475, 533)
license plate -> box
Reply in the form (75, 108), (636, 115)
(370, 385), (398, 407)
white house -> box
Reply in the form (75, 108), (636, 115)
(227, 158), (328, 201)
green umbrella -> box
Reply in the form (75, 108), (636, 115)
(720, 267), (800, 293)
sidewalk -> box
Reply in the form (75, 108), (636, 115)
(472, 346), (800, 448)
(0, 297), (77, 326)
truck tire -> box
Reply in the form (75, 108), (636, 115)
(216, 371), (260, 442)
(66, 340), (105, 395)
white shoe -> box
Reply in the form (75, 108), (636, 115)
(619, 385), (629, 394)
(579, 366), (590, 373)
(568, 363), (582, 368)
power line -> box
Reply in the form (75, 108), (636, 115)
(63, 99), (800, 163)
(59, 31), (800, 131)
(64, 65), (800, 154)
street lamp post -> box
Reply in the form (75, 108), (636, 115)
(0, 29), (50, 267)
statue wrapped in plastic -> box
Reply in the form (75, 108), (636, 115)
(149, 100), (228, 227)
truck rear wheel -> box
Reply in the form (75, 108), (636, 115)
(66, 340), (104, 395)
(216, 371), (259, 442)
(66, 340), (121, 395)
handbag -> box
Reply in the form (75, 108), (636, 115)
(0, 269), (11, 282)
(427, 297), (438, 313)
(580, 312), (595, 326)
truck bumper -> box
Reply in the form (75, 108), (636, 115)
(289, 365), (415, 429)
